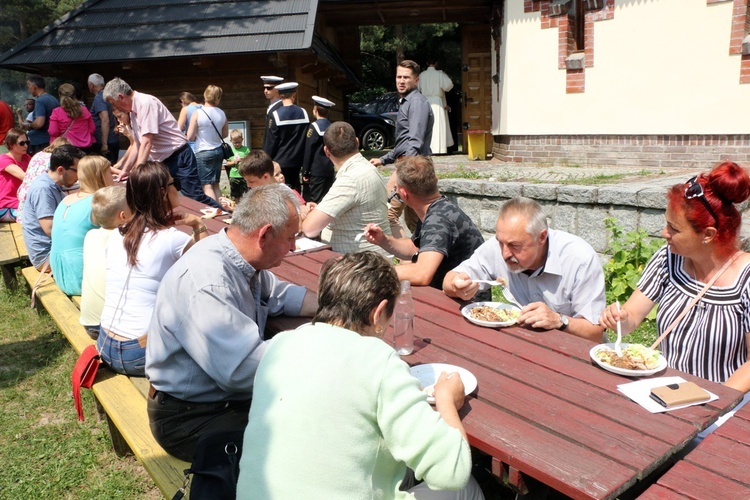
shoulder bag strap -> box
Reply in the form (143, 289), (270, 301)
(650, 251), (743, 349)
(201, 108), (225, 142)
(61, 118), (75, 138)
(30, 261), (51, 308)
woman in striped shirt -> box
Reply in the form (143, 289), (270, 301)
(601, 161), (750, 393)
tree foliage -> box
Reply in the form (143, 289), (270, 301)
(353, 23), (461, 103)
(0, 0), (84, 110)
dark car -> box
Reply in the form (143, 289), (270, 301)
(348, 93), (400, 151)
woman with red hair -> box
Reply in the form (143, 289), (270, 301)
(601, 161), (750, 394)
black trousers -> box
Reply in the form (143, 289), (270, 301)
(303, 175), (334, 204)
(147, 388), (251, 462)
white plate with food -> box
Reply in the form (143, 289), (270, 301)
(590, 343), (667, 377)
(461, 302), (522, 327)
(200, 208), (221, 219)
(409, 363), (478, 404)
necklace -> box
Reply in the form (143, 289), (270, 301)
(686, 252), (741, 284)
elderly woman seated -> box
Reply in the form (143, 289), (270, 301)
(237, 251), (484, 499)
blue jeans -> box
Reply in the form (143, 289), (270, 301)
(97, 327), (146, 377)
(195, 146), (223, 185)
(161, 144), (222, 209)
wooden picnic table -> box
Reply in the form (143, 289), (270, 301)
(176, 196), (231, 234)
(268, 249), (745, 500)
(640, 391), (750, 498)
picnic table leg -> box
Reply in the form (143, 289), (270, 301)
(95, 398), (133, 457)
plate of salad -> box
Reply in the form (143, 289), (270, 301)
(590, 343), (667, 377)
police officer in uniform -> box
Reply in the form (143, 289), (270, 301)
(302, 96), (335, 203)
(263, 82), (309, 192)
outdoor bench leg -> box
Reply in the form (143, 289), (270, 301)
(95, 397), (132, 457)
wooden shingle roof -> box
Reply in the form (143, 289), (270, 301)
(0, 0), (319, 69)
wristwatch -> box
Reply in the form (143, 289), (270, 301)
(558, 314), (569, 331)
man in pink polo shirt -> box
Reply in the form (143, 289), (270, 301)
(103, 78), (221, 209)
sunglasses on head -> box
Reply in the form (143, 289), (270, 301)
(684, 175), (719, 228)
(16, 140), (29, 146)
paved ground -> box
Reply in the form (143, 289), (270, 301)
(221, 150), (700, 194)
(427, 153), (695, 185)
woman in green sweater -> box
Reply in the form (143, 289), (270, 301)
(237, 251), (483, 499)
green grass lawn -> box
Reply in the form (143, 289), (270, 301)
(0, 274), (158, 499)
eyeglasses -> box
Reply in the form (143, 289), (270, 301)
(684, 176), (720, 228)
(168, 179), (181, 191)
(388, 187), (403, 204)
(66, 167), (78, 173)
(16, 141), (29, 146)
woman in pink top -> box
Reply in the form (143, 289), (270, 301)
(0, 128), (31, 221)
(48, 83), (95, 150)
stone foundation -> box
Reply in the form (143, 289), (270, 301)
(493, 135), (750, 169)
(437, 176), (750, 255)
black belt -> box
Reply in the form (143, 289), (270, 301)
(163, 142), (191, 163)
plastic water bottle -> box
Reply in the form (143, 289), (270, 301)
(393, 280), (414, 355)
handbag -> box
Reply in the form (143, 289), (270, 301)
(72, 344), (101, 421)
(202, 109), (233, 161)
(172, 430), (244, 500)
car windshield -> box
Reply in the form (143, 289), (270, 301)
(350, 93), (399, 115)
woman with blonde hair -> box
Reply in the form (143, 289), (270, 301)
(187, 84), (227, 201)
(49, 155), (114, 294)
(48, 83), (95, 150)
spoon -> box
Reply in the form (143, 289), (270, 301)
(615, 300), (623, 357)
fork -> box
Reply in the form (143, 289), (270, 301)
(615, 300), (623, 357)
(473, 279), (503, 287)
(473, 279), (523, 309)
(354, 224), (379, 242)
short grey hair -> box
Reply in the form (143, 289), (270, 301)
(232, 183), (299, 235)
(103, 77), (133, 102)
(88, 73), (105, 87)
(499, 197), (548, 237)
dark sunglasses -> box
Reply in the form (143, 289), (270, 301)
(16, 140), (29, 146)
(684, 176), (719, 228)
(168, 179), (182, 191)
(263, 86), (273, 90)
(388, 187), (403, 204)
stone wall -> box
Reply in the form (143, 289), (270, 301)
(437, 177), (750, 255)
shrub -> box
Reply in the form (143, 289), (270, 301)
(603, 217), (663, 318)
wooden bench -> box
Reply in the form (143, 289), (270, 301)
(639, 400), (750, 498)
(0, 222), (29, 289)
(21, 266), (191, 498)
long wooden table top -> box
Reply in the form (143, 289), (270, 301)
(639, 393), (750, 498)
(270, 250), (744, 500)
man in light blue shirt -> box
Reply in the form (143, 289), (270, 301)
(146, 183), (318, 461)
(21, 145), (84, 269)
(443, 197), (606, 342)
